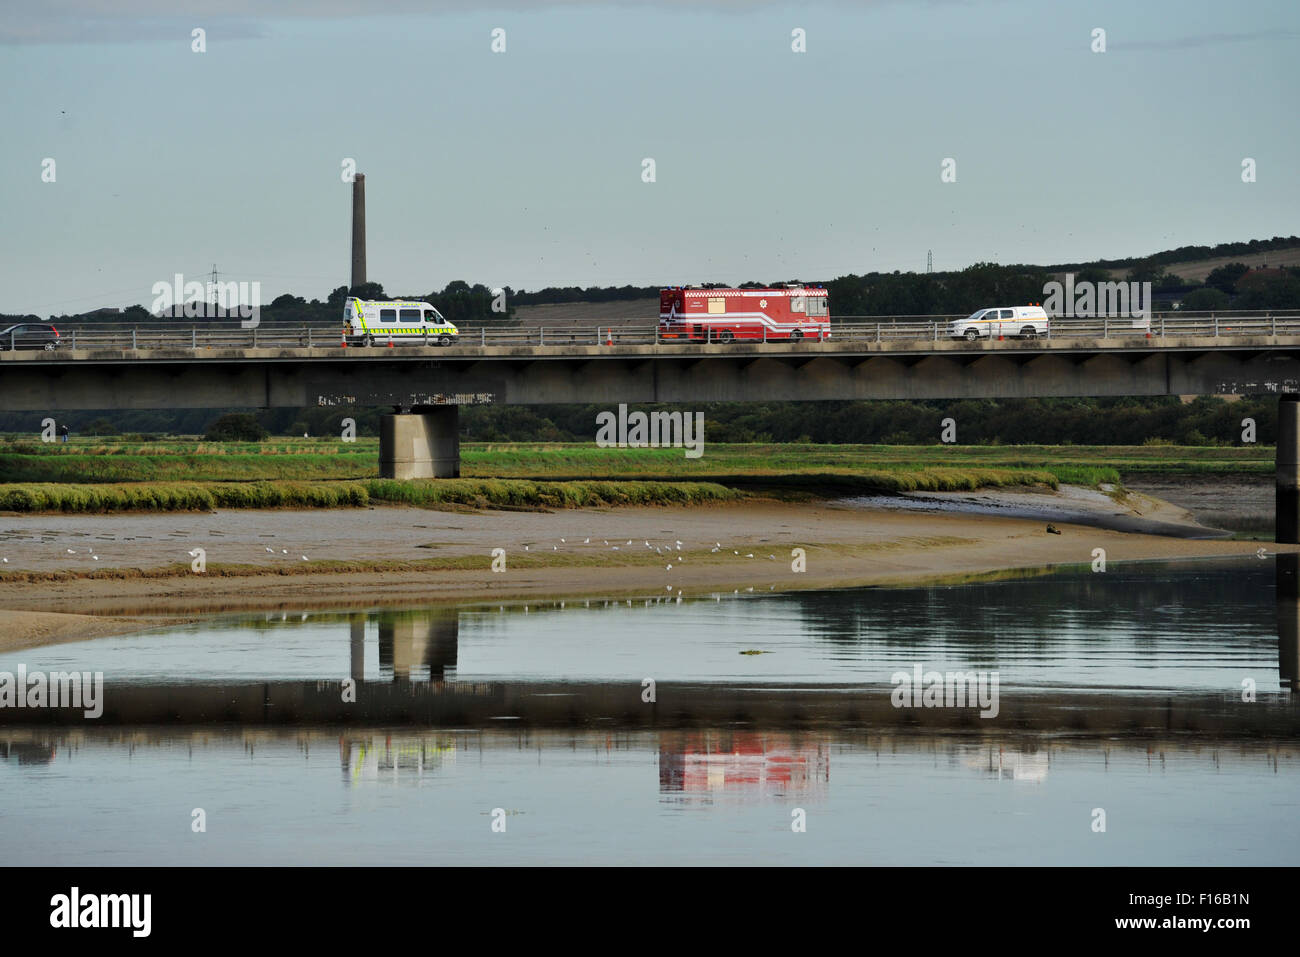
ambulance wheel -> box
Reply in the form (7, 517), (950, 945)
(1020, 326), (1038, 339)
(438, 335), (452, 347)
(364, 335), (375, 347)
(789, 329), (803, 341)
(964, 328), (980, 341)
(720, 330), (734, 344)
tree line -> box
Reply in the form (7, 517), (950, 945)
(4, 235), (1297, 329)
(0, 396), (1275, 448)
(0, 281), (516, 328)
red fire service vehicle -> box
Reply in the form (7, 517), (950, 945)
(659, 285), (830, 342)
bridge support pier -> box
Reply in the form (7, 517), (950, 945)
(379, 407), (459, 479)
(1278, 394), (1300, 544)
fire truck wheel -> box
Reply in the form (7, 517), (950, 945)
(719, 330), (735, 344)
(789, 329), (804, 341)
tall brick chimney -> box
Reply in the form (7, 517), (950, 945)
(350, 173), (366, 290)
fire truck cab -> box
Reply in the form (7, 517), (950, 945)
(659, 285), (830, 343)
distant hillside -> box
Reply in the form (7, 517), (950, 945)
(510, 240), (1300, 319)
(17, 237), (1299, 330)
(1134, 246), (1300, 283)
(1045, 236), (1300, 274)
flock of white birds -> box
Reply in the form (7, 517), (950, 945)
(6, 535), (783, 582)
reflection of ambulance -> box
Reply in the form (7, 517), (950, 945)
(342, 297), (458, 347)
(949, 305), (1049, 341)
(342, 735), (456, 785)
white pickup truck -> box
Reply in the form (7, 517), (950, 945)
(950, 305), (1050, 340)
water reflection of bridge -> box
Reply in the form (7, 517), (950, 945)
(4, 674), (1293, 734)
(349, 610), (458, 683)
(3, 586), (1300, 731)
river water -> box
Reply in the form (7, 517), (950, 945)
(2, 557), (1297, 865)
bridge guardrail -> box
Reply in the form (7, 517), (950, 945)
(7, 310), (1300, 354)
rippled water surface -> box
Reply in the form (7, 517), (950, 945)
(2, 730), (1296, 865)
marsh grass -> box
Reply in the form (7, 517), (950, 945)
(0, 437), (1265, 482)
(0, 479), (741, 513)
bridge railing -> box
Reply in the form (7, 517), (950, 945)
(44, 324), (340, 352)
(13, 309), (1300, 353)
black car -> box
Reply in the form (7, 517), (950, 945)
(0, 323), (60, 351)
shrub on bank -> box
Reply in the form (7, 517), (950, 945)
(204, 413), (269, 442)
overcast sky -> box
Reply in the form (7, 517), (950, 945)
(2, 0), (1297, 315)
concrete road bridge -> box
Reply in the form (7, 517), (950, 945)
(6, 312), (1300, 415)
(6, 311), (1300, 542)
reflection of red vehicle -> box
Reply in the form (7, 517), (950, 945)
(659, 732), (829, 797)
(659, 286), (830, 342)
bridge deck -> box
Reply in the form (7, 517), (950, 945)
(4, 323), (1300, 409)
(5, 333), (1300, 365)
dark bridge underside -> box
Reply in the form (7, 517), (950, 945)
(4, 339), (1300, 410)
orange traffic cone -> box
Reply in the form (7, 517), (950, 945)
(387, 340), (393, 347)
